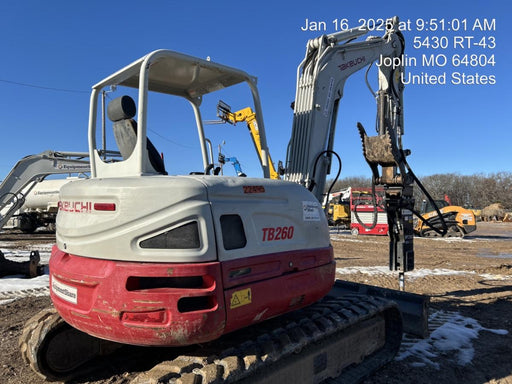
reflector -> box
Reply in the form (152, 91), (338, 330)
(93, 203), (116, 211)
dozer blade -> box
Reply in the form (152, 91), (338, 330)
(330, 280), (430, 338)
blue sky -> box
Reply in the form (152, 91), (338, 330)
(1, 0), (510, 180)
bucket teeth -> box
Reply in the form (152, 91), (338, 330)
(358, 122), (397, 167)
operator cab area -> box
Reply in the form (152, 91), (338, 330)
(88, 50), (271, 179)
(107, 94), (167, 175)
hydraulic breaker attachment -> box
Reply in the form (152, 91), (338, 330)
(358, 122), (415, 290)
(385, 185), (415, 275)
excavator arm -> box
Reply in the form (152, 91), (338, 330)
(285, 17), (405, 195)
(0, 151), (91, 228)
(284, 17), (414, 282)
(216, 101), (281, 179)
(0, 151), (91, 277)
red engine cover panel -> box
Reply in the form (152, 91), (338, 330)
(50, 245), (335, 346)
(50, 246), (225, 346)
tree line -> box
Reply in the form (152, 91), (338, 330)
(327, 172), (512, 210)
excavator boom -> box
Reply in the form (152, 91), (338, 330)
(285, 17), (405, 197)
(0, 151), (90, 229)
(216, 102), (281, 179)
(284, 17), (414, 279)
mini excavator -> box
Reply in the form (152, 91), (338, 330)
(21, 17), (427, 383)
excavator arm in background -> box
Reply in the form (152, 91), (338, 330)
(0, 151), (90, 277)
(216, 101), (282, 179)
(217, 153), (246, 177)
(0, 151), (92, 229)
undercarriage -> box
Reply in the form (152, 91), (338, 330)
(20, 289), (405, 383)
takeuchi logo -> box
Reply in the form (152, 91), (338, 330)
(338, 56), (366, 71)
(58, 201), (92, 213)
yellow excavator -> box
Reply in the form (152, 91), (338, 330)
(414, 198), (477, 237)
(326, 187), (351, 227)
(216, 101), (282, 180)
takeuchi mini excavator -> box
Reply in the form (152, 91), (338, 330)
(21, 17), (424, 383)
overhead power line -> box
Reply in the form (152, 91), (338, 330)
(0, 79), (89, 94)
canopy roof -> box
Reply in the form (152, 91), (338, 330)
(92, 49), (256, 98)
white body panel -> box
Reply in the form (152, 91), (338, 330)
(57, 176), (329, 263)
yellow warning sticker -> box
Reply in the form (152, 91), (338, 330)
(230, 288), (252, 309)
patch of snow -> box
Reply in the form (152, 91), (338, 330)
(425, 237), (476, 243)
(478, 253), (512, 259)
(0, 274), (49, 293)
(407, 268), (473, 280)
(330, 234), (382, 244)
(330, 233), (482, 245)
(330, 235), (366, 243)
(478, 273), (512, 281)
(0, 248), (51, 305)
(335, 266), (512, 281)
(398, 311), (508, 368)
(336, 266), (390, 275)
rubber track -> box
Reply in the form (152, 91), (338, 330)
(19, 307), (64, 380)
(19, 307), (123, 382)
(131, 294), (402, 384)
(419, 219), (463, 238)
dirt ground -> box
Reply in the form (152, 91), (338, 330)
(1, 222), (511, 384)
(333, 222), (512, 384)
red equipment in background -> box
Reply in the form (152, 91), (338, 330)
(350, 187), (389, 236)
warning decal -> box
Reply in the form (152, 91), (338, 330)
(230, 288), (252, 309)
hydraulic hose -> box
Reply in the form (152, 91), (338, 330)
(352, 182), (380, 230)
(404, 159), (448, 236)
(309, 150), (342, 214)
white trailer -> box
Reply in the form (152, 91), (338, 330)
(5, 178), (77, 232)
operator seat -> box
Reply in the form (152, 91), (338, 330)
(107, 95), (167, 175)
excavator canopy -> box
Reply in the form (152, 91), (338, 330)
(88, 50), (270, 178)
(92, 49), (256, 98)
